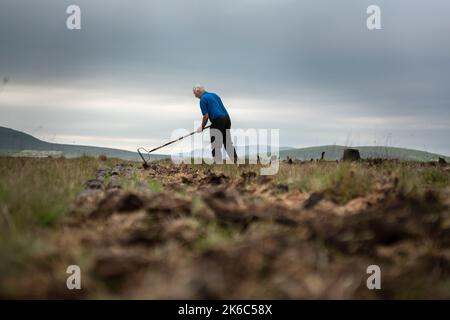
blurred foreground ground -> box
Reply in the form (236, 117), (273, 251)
(1, 156), (450, 299)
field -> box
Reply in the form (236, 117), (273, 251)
(1, 156), (450, 299)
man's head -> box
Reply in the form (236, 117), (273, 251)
(193, 84), (205, 98)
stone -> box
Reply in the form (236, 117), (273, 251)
(342, 149), (361, 161)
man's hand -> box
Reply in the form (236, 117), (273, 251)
(197, 114), (209, 133)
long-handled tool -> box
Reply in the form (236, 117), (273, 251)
(137, 125), (211, 168)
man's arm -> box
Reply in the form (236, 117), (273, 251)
(197, 114), (209, 132)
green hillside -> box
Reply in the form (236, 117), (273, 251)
(0, 126), (168, 161)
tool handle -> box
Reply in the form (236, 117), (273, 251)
(147, 125), (211, 154)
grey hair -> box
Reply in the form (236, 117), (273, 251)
(193, 84), (205, 94)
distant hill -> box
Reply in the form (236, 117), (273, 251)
(0, 126), (168, 161)
(2, 126), (448, 162)
(280, 145), (450, 162)
(185, 144), (449, 162)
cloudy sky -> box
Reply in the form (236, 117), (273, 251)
(1, 0), (449, 155)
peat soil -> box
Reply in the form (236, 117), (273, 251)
(4, 160), (450, 299)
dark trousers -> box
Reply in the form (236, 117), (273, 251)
(210, 116), (238, 163)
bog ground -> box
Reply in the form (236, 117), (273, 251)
(1, 156), (450, 298)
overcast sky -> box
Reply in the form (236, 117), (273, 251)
(1, 0), (449, 155)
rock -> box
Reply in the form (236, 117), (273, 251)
(342, 149), (361, 161)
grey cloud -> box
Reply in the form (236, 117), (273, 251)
(0, 0), (449, 154)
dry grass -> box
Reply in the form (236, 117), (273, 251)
(0, 156), (132, 288)
(1, 157), (97, 229)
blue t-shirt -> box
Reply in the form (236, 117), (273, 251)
(199, 92), (229, 121)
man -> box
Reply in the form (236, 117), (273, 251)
(193, 85), (238, 163)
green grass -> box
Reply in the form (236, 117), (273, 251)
(194, 221), (241, 252)
(275, 162), (376, 203)
(225, 161), (450, 204)
(119, 168), (164, 192)
(147, 180), (163, 192)
(421, 167), (450, 186)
